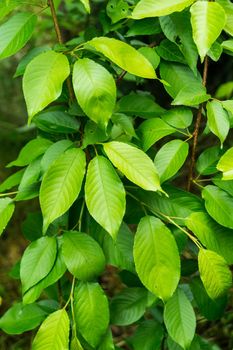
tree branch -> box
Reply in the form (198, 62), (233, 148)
(187, 57), (209, 191)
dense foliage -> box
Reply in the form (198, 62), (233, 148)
(0, 0), (233, 348)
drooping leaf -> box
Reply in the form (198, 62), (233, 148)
(103, 141), (162, 192)
(198, 249), (232, 299)
(0, 198), (15, 236)
(0, 12), (37, 60)
(138, 118), (176, 151)
(85, 156), (125, 240)
(87, 37), (156, 79)
(7, 138), (53, 167)
(190, 1), (226, 62)
(202, 185), (233, 229)
(110, 287), (155, 326)
(20, 236), (57, 293)
(73, 58), (116, 129)
(23, 51), (70, 122)
(154, 140), (189, 183)
(62, 231), (105, 280)
(134, 216), (180, 301)
(74, 281), (109, 347)
(217, 147), (233, 180)
(34, 110), (80, 134)
(127, 320), (164, 350)
(164, 288), (196, 349)
(191, 277), (227, 321)
(40, 148), (86, 233)
(32, 309), (70, 350)
(206, 100), (229, 147)
(131, 0), (195, 19)
(186, 211), (233, 265)
(0, 302), (47, 335)
(41, 140), (74, 173)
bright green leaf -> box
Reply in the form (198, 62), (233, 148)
(162, 107), (193, 129)
(0, 198), (15, 236)
(217, 147), (233, 180)
(80, 0), (90, 13)
(206, 100), (229, 147)
(41, 140), (74, 173)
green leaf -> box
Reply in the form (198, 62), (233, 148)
(85, 156), (126, 240)
(217, 147), (233, 180)
(138, 47), (160, 69)
(97, 329), (114, 350)
(198, 249), (232, 299)
(191, 277), (227, 321)
(138, 118), (176, 151)
(74, 281), (109, 347)
(134, 216), (180, 301)
(160, 62), (210, 106)
(196, 146), (221, 175)
(111, 113), (137, 138)
(18, 157), (42, 191)
(126, 18), (161, 37)
(0, 0), (21, 21)
(72, 58), (116, 129)
(80, 0), (90, 13)
(0, 12), (36, 60)
(62, 231), (105, 280)
(7, 138), (52, 167)
(23, 238), (66, 304)
(0, 302), (47, 335)
(32, 309), (70, 350)
(71, 336), (84, 350)
(217, 0), (233, 36)
(186, 212), (233, 265)
(132, 0), (195, 19)
(110, 287), (154, 326)
(23, 51), (70, 122)
(103, 141), (162, 192)
(0, 169), (25, 192)
(40, 148), (86, 233)
(20, 236), (57, 293)
(162, 107), (193, 129)
(0, 198), (15, 236)
(41, 140), (74, 173)
(154, 140), (189, 183)
(206, 100), (229, 147)
(127, 320), (164, 350)
(34, 110), (80, 134)
(82, 120), (108, 148)
(164, 289), (196, 349)
(87, 37), (156, 79)
(213, 175), (233, 197)
(190, 1), (226, 62)
(107, 0), (129, 23)
(156, 39), (186, 65)
(202, 185), (233, 229)
(116, 92), (166, 118)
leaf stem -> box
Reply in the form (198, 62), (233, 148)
(0, 191), (18, 197)
(187, 56), (209, 191)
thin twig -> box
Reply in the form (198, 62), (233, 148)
(187, 57), (209, 191)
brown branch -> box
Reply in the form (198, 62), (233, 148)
(187, 57), (209, 191)
(47, 0), (75, 102)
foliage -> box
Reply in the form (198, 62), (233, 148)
(0, 0), (233, 349)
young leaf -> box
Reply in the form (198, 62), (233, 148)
(0, 302), (47, 335)
(103, 141), (162, 192)
(23, 51), (70, 122)
(73, 58), (116, 129)
(138, 118), (176, 151)
(20, 236), (57, 293)
(110, 287), (154, 326)
(32, 309), (70, 350)
(127, 320), (164, 350)
(206, 100), (229, 147)
(0, 12), (37, 60)
(40, 148), (86, 233)
(134, 216), (180, 301)
(154, 140), (189, 183)
(186, 211), (233, 265)
(202, 185), (233, 229)
(198, 249), (232, 299)
(190, 2), (226, 62)
(87, 37), (156, 79)
(62, 231), (105, 280)
(74, 281), (109, 347)
(132, 0), (195, 19)
(7, 138), (53, 167)
(217, 147), (233, 180)
(0, 198), (15, 236)
(85, 156), (126, 240)
(164, 289), (196, 349)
